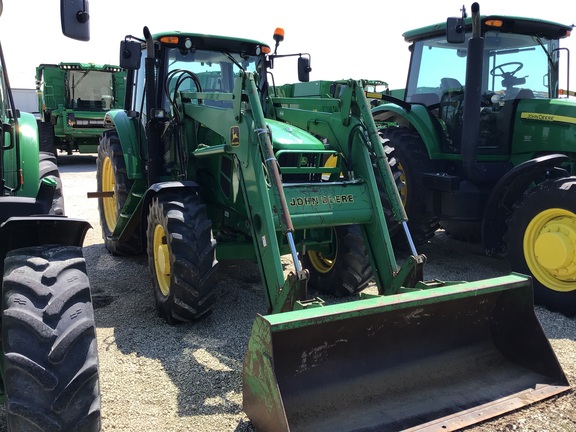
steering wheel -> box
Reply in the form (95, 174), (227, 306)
(490, 61), (523, 78)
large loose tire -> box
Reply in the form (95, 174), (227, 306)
(505, 177), (576, 316)
(302, 225), (372, 297)
(1, 245), (101, 431)
(147, 193), (219, 323)
(96, 130), (142, 255)
(378, 127), (439, 247)
(39, 151), (64, 215)
(37, 120), (56, 155)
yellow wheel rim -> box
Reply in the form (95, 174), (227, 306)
(308, 230), (338, 274)
(321, 154), (340, 181)
(153, 224), (171, 296)
(524, 208), (576, 292)
(102, 156), (117, 232)
(307, 250), (335, 274)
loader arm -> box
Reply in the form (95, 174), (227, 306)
(183, 74), (424, 307)
(270, 79), (424, 292)
(182, 72), (310, 313)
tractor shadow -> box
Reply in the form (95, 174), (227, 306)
(82, 230), (447, 424)
(81, 229), (574, 429)
(56, 153), (97, 168)
(84, 242), (266, 424)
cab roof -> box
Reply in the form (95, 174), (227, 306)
(403, 15), (573, 43)
(152, 31), (271, 56)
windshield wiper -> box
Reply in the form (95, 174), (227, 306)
(222, 51), (244, 71)
(534, 35), (557, 71)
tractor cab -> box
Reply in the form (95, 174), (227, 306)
(370, 3), (576, 317)
(403, 13), (571, 156)
(120, 32), (269, 120)
(119, 29), (310, 124)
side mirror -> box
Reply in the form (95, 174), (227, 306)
(60, 0), (90, 41)
(298, 57), (311, 83)
(120, 40), (142, 70)
(446, 17), (466, 44)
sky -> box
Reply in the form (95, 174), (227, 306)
(0, 0), (574, 91)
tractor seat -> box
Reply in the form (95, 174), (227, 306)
(514, 88), (534, 99)
(441, 77), (463, 93)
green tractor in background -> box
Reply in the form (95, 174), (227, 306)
(0, 1), (101, 430)
(36, 62), (125, 155)
(372, 2), (576, 316)
(92, 22), (570, 431)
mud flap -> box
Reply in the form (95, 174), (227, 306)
(242, 274), (570, 432)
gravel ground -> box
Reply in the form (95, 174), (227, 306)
(4, 155), (573, 431)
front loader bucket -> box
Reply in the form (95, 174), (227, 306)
(243, 274), (570, 432)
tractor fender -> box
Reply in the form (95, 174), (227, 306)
(482, 153), (570, 257)
(0, 216), (91, 263)
(16, 112), (42, 197)
(371, 103), (442, 155)
(134, 181), (201, 240)
(104, 109), (147, 179)
(143, 181), (201, 208)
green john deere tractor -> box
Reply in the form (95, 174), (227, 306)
(371, 2), (576, 316)
(93, 24), (569, 431)
(36, 62), (125, 155)
(0, 1), (101, 430)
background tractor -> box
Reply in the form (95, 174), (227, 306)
(372, 2), (576, 316)
(0, 1), (101, 430)
(36, 62), (125, 155)
(93, 24), (569, 431)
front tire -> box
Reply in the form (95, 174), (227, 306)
(302, 225), (372, 297)
(505, 177), (576, 316)
(147, 193), (219, 323)
(96, 130), (142, 255)
(1, 245), (101, 431)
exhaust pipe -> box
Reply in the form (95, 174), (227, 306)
(461, 2), (486, 184)
(143, 26), (162, 186)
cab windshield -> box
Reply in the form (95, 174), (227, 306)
(406, 30), (560, 103)
(67, 70), (117, 111)
(165, 48), (261, 94)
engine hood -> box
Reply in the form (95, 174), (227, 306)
(266, 119), (325, 151)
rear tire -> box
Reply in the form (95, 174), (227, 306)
(147, 192), (219, 323)
(378, 127), (439, 247)
(39, 151), (64, 215)
(96, 130), (142, 255)
(505, 177), (576, 316)
(1, 245), (101, 431)
(302, 225), (372, 297)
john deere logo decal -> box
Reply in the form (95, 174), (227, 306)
(289, 194), (355, 207)
(230, 126), (240, 147)
(521, 112), (576, 125)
